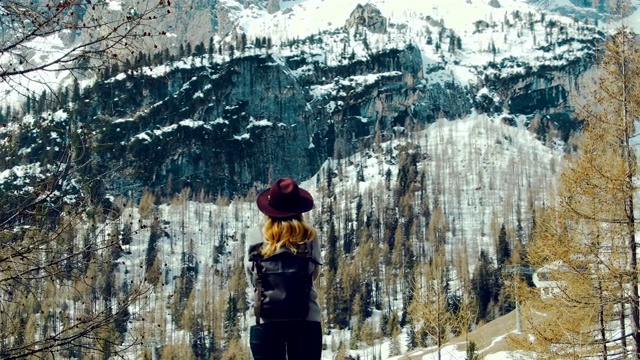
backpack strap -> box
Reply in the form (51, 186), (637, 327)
(254, 256), (263, 325)
(307, 239), (322, 265)
(248, 243), (264, 325)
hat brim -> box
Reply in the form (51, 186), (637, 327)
(256, 187), (314, 218)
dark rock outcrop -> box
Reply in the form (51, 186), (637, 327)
(475, 31), (604, 140)
(72, 44), (423, 198)
(345, 4), (387, 34)
(14, 31), (598, 200)
(217, 0), (244, 40)
(267, 0), (280, 14)
(2, 6), (607, 202)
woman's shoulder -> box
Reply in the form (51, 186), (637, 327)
(307, 236), (322, 263)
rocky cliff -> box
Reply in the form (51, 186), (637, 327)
(69, 44), (424, 198)
(69, 33), (598, 201)
(0, 0), (611, 203)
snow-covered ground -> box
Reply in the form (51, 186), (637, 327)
(111, 112), (561, 359)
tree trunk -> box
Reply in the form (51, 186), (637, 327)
(598, 280), (608, 360)
(627, 192), (639, 359)
(621, 299), (628, 358)
(621, 29), (640, 358)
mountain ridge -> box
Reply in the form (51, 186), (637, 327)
(1, 0), (608, 200)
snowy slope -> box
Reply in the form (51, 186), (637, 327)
(225, 0), (609, 87)
(2, 0), (627, 108)
(113, 111), (561, 359)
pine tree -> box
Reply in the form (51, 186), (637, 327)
(471, 250), (500, 322)
(387, 310), (402, 356)
(496, 223), (511, 267)
(223, 293), (241, 342)
(145, 216), (162, 274)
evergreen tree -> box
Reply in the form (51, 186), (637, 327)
(496, 223), (511, 267)
(394, 144), (419, 204)
(343, 222), (355, 255)
(406, 324), (418, 350)
(145, 216), (162, 274)
(208, 37), (214, 61)
(471, 250), (500, 321)
(223, 293), (240, 342)
(382, 204), (398, 253)
(326, 209), (339, 273)
(122, 221), (133, 246)
(240, 33), (247, 53)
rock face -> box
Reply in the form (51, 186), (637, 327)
(72, 45), (424, 198)
(476, 33), (603, 141)
(569, 0), (634, 14)
(531, 0), (637, 20)
(10, 30), (598, 201)
(3, 14), (605, 204)
(266, 0), (280, 14)
(1, 0), (606, 201)
(216, 0), (244, 39)
(345, 3), (387, 34)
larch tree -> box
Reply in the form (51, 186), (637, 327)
(0, 192), (154, 358)
(0, 34), (168, 352)
(515, 27), (640, 359)
(408, 247), (454, 360)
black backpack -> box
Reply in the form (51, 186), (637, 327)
(248, 241), (317, 324)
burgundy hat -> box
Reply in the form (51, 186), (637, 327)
(257, 177), (314, 218)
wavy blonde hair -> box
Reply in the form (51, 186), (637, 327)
(261, 215), (316, 257)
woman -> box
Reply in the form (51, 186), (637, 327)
(245, 177), (322, 360)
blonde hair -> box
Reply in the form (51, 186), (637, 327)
(261, 215), (316, 257)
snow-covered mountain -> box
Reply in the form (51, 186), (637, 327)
(1, 0), (613, 200)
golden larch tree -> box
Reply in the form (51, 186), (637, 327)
(515, 27), (640, 359)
